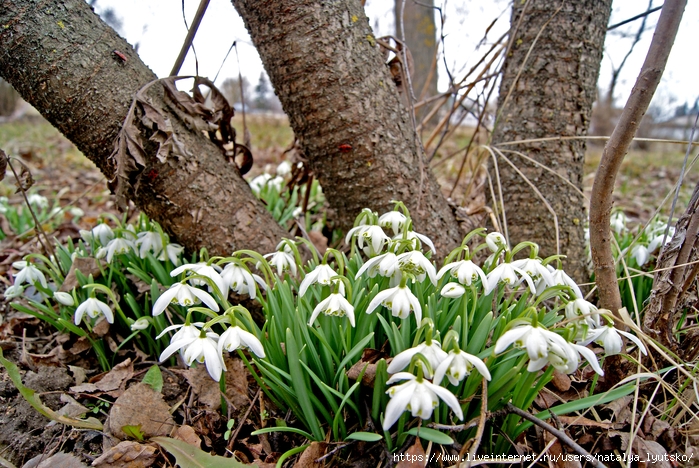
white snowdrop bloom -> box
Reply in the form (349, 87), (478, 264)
(355, 252), (400, 281)
(81, 223), (114, 246)
(218, 326), (266, 359)
(12, 261), (48, 289)
(3, 284), (24, 299)
(308, 292), (355, 327)
(433, 349), (491, 385)
(648, 227), (674, 253)
(440, 282), (465, 298)
(74, 297), (114, 325)
(160, 328), (223, 382)
(53, 291), (75, 306)
(248, 173), (272, 194)
(565, 298), (600, 328)
(387, 341), (448, 378)
(485, 262), (536, 295)
(158, 243), (184, 266)
(97, 237), (134, 263)
(437, 259), (488, 287)
(366, 285), (422, 324)
(152, 282), (220, 316)
(398, 231), (437, 255)
(69, 207), (84, 217)
(171, 263), (227, 297)
(276, 160), (292, 177)
(221, 263), (267, 300)
(485, 232), (507, 252)
(610, 212), (627, 235)
(298, 263), (340, 297)
(264, 249), (297, 277)
(27, 194), (48, 210)
(379, 211), (408, 236)
(345, 224), (390, 257)
(548, 267), (583, 299)
(581, 325), (647, 356)
(511, 258), (555, 287)
(130, 317), (150, 331)
(135, 231), (163, 259)
(395, 250), (437, 285)
(156, 322), (204, 341)
(383, 373), (463, 430)
(631, 244), (650, 266)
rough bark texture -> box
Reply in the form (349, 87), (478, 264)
(491, 0), (611, 282)
(395, 0), (438, 105)
(231, 0), (463, 257)
(0, 0), (287, 256)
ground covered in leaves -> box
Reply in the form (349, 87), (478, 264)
(0, 115), (697, 467)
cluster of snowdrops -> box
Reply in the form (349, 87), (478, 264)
(6, 201), (649, 446)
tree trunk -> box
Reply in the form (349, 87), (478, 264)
(491, 0), (611, 282)
(231, 0), (463, 256)
(0, 0), (288, 256)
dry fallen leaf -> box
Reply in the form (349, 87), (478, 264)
(293, 441), (327, 468)
(71, 358), (133, 396)
(107, 382), (175, 439)
(22, 452), (87, 468)
(396, 437), (425, 468)
(91, 441), (157, 468)
(184, 357), (249, 410)
(173, 424), (201, 449)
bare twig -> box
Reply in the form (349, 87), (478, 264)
(589, 0), (686, 314)
(170, 0), (210, 77)
(608, 4), (663, 30)
(226, 388), (260, 451)
(504, 403), (606, 468)
(463, 379), (488, 468)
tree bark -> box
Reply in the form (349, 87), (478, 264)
(231, 0), (463, 257)
(0, 0), (288, 256)
(491, 0), (611, 282)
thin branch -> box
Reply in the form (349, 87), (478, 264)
(608, 4), (663, 31)
(464, 379), (488, 468)
(589, 0), (686, 314)
(170, 0), (210, 77)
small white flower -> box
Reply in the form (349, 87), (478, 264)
(152, 283), (220, 316)
(74, 297), (114, 325)
(366, 285), (422, 324)
(398, 231), (436, 255)
(631, 244), (650, 266)
(440, 282), (465, 298)
(3, 284), (24, 299)
(485, 262), (535, 295)
(383, 373), (463, 430)
(160, 328), (223, 382)
(610, 212), (627, 235)
(156, 322), (204, 341)
(309, 292), (355, 326)
(510, 258), (555, 286)
(395, 250), (437, 285)
(97, 237), (134, 263)
(218, 326), (266, 358)
(355, 252), (400, 280)
(581, 325), (647, 356)
(53, 291), (75, 306)
(648, 227), (674, 253)
(298, 264), (340, 296)
(69, 207), (84, 217)
(13, 261), (48, 289)
(495, 324), (564, 365)
(345, 224), (390, 257)
(437, 259), (488, 287)
(548, 267), (583, 299)
(80, 223), (114, 246)
(276, 160), (292, 177)
(264, 249), (297, 277)
(27, 194), (49, 210)
(387, 341), (448, 378)
(221, 263), (267, 300)
(171, 262), (227, 297)
(485, 232), (507, 252)
(248, 173), (272, 194)
(135, 231), (163, 259)
(130, 317), (150, 330)
(565, 298), (600, 328)
(433, 349), (491, 385)
(158, 243), (184, 266)
(379, 211), (407, 236)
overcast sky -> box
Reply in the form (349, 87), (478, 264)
(93, 0), (699, 117)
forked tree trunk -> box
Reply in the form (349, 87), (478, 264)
(232, 0), (463, 256)
(0, 0), (288, 256)
(491, 0), (612, 282)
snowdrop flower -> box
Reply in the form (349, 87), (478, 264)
(366, 284), (422, 323)
(130, 317), (150, 331)
(395, 250), (437, 285)
(440, 282), (465, 298)
(96, 237), (134, 263)
(3, 284), (24, 299)
(383, 373), (463, 430)
(12, 261), (48, 289)
(648, 227), (674, 253)
(610, 212), (627, 235)
(309, 292), (355, 326)
(433, 349), (491, 385)
(81, 223), (114, 246)
(494, 324), (567, 370)
(218, 326), (266, 358)
(485, 262), (536, 295)
(248, 173), (272, 194)
(27, 194), (49, 210)
(158, 243), (184, 266)
(161, 328), (223, 381)
(276, 160), (292, 177)
(581, 324), (647, 356)
(379, 211), (407, 236)
(437, 259), (488, 287)
(631, 244), (650, 266)
(355, 252), (400, 281)
(298, 263), (340, 296)
(548, 267), (583, 299)
(74, 297), (114, 325)
(135, 231), (163, 259)
(171, 263), (227, 297)
(399, 231), (437, 255)
(565, 298), (600, 328)
(156, 322), (204, 341)
(264, 249), (297, 277)
(221, 263), (267, 300)
(152, 282), (220, 316)
(53, 291), (75, 306)
(485, 232), (507, 252)
(387, 341), (448, 377)
(345, 224), (390, 256)
(511, 258), (555, 287)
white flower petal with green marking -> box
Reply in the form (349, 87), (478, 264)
(135, 231), (163, 259)
(396, 231), (436, 255)
(84, 223), (114, 246)
(437, 259), (488, 288)
(511, 258), (555, 286)
(171, 262), (227, 297)
(548, 266), (583, 299)
(158, 243), (184, 266)
(74, 297), (113, 325)
(345, 224), (390, 257)
(366, 285), (422, 324)
(180, 331), (223, 382)
(309, 292), (355, 326)
(433, 349), (491, 385)
(387, 341), (447, 378)
(581, 325), (647, 356)
(440, 282), (465, 298)
(100, 237), (134, 263)
(565, 298), (600, 328)
(485, 232), (507, 252)
(264, 249), (297, 277)
(355, 252), (399, 280)
(485, 263), (535, 295)
(152, 283), (220, 316)
(130, 317), (150, 331)
(13, 262), (48, 289)
(298, 264), (339, 297)
(3, 284), (24, 299)
(395, 250), (437, 285)
(222, 263), (267, 300)
(379, 211), (407, 236)
(218, 326), (266, 358)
